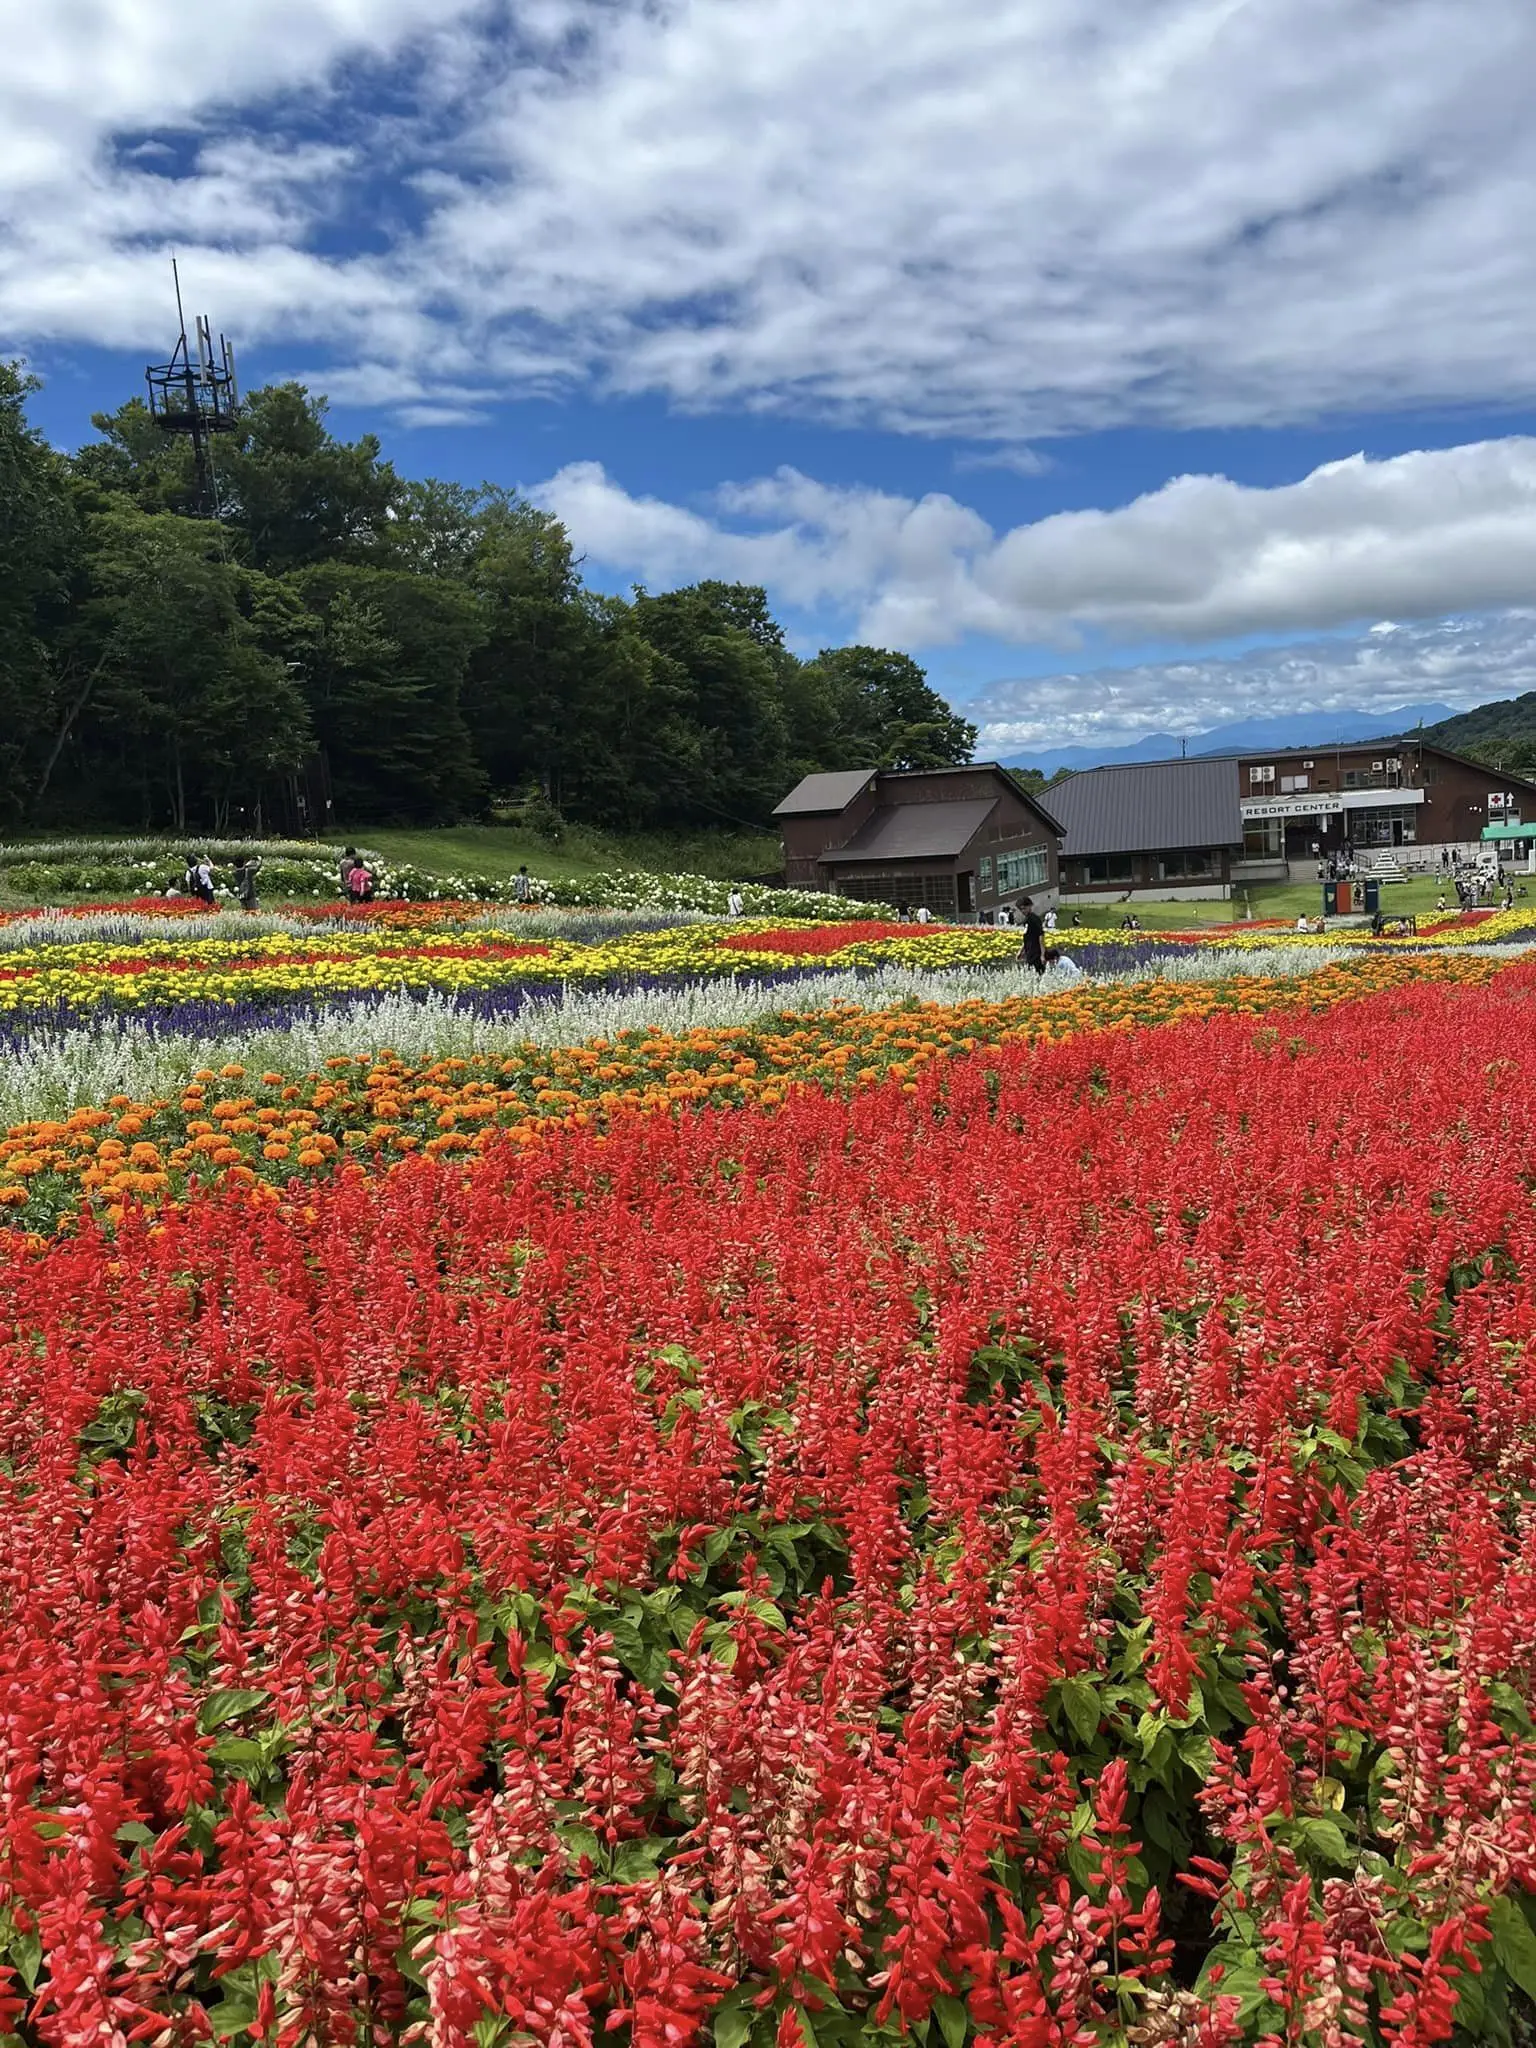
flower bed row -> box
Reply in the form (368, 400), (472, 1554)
(28, 904), (1530, 1032)
(0, 844), (890, 920)
(2, 968), (1536, 2044)
(0, 922), (1036, 1024)
(0, 952), (1507, 1232)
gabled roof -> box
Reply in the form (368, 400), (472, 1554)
(773, 770), (877, 816)
(1046, 757), (1243, 856)
(819, 798), (999, 864)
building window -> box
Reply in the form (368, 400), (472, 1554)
(1078, 854), (1135, 886)
(1279, 774), (1309, 793)
(978, 855), (993, 888)
(1345, 806), (1418, 847)
(838, 873), (957, 913)
(1242, 819), (1284, 858)
(1249, 764), (1276, 788)
(996, 845), (1049, 893)
(1157, 849), (1215, 880)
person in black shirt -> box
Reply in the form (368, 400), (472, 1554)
(1018, 896), (1047, 975)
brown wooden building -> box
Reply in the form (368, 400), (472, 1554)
(1234, 738), (1536, 874)
(774, 765), (1063, 918)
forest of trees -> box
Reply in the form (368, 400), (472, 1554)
(0, 364), (978, 836)
(1425, 694), (1536, 777)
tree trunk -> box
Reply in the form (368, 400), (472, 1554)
(30, 657), (107, 817)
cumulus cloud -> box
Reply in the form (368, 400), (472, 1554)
(0, 0), (485, 357)
(965, 616), (1536, 756)
(527, 437), (1536, 648)
(5, 0), (1536, 433)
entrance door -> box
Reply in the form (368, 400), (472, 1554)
(957, 871), (974, 913)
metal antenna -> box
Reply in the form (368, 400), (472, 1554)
(146, 259), (241, 519)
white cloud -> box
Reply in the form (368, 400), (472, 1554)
(965, 615), (1536, 755)
(4, 0), (1536, 434)
(0, 0), (484, 358)
(953, 447), (1054, 479)
(527, 436), (1536, 648)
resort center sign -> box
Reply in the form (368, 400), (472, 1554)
(1240, 789), (1427, 822)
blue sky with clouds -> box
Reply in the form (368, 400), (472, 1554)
(7, 0), (1536, 762)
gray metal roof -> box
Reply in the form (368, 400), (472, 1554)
(819, 798), (999, 864)
(773, 770), (877, 816)
(1046, 758), (1243, 856)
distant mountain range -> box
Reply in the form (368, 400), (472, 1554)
(1002, 703), (1462, 776)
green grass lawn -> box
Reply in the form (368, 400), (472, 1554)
(0, 823), (787, 909)
(1065, 872), (1497, 931)
(361, 823), (782, 885)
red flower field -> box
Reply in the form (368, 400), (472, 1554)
(2, 970), (1536, 2046)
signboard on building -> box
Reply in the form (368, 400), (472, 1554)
(1240, 788), (1427, 822)
(1242, 796), (1345, 821)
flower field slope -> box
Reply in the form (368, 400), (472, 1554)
(2, 967), (1536, 2044)
(0, 953), (1505, 1229)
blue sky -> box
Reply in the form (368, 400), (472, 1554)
(7, 0), (1536, 761)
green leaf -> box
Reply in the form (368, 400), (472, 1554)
(656, 1345), (701, 1383)
(1059, 1676), (1100, 1747)
(198, 1687), (270, 1732)
(933, 1995), (967, 2048)
(210, 1736), (265, 1768)
(205, 2002), (257, 2038)
(1295, 1816), (1353, 1867)
(1490, 1682), (1533, 1733)
(605, 1618), (649, 1673)
(558, 1825), (602, 1868)
(717, 1592), (786, 1631)
(9, 1929), (41, 1993)
(611, 1836), (668, 1884)
(712, 2008), (752, 2048)
(1489, 1894), (1536, 2001)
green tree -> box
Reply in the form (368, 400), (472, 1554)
(49, 505), (311, 831)
(554, 598), (708, 829)
(461, 497), (586, 800)
(629, 585), (792, 824)
(293, 564), (486, 822)
(375, 477), (489, 579)
(797, 645), (977, 770)
(0, 363), (81, 824)
(219, 385), (399, 573)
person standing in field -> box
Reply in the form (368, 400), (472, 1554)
(340, 847), (360, 896)
(513, 865), (532, 904)
(235, 854), (262, 914)
(1019, 895), (1046, 974)
(727, 888), (745, 917)
(190, 854), (215, 906)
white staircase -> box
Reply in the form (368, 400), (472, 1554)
(1351, 848), (1407, 882)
